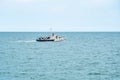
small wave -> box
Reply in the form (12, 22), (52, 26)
(15, 40), (36, 43)
(88, 72), (104, 75)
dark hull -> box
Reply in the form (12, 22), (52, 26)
(36, 39), (54, 42)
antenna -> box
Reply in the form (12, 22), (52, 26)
(50, 27), (52, 32)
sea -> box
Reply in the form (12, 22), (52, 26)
(0, 32), (120, 80)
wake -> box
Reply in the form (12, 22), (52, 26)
(14, 40), (36, 43)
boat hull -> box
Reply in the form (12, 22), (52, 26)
(36, 39), (54, 42)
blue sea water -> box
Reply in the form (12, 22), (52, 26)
(0, 32), (120, 80)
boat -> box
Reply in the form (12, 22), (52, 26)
(36, 33), (64, 42)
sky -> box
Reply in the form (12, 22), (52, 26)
(0, 0), (120, 32)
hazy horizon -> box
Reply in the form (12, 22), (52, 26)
(0, 0), (120, 32)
